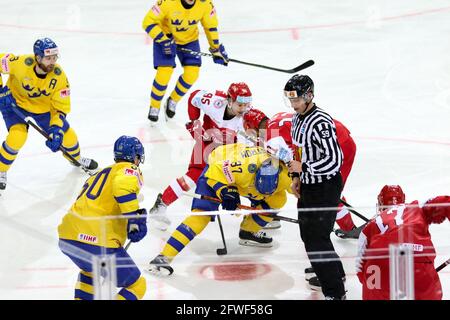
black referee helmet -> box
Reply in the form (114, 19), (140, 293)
(284, 75), (314, 98)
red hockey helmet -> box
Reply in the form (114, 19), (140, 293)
(377, 185), (406, 211)
(243, 108), (268, 130)
(227, 82), (252, 104)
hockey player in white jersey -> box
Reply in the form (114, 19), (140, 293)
(149, 82), (252, 230)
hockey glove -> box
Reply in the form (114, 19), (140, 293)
(45, 126), (64, 152)
(0, 86), (17, 110)
(220, 186), (240, 211)
(209, 44), (229, 66)
(126, 208), (148, 243)
(158, 38), (176, 58)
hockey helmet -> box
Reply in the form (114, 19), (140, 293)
(255, 159), (280, 195)
(227, 82), (252, 104)
(377, 185), (405, 212)
(114, 135), (145, 164)
(284, 74), (314, 100)
(33, 38), (59, 58)
(243, 108), (268, 131)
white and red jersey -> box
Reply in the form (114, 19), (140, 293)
(188, 89), (244, 143)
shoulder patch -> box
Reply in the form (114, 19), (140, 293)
(25, 57), (34, 66)
(248, 163), (257, 174)
(54, 67), (62, 75)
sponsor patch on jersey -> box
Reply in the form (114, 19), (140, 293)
(247, 163), (257, 174)
(25, 57), (34, 66)
(222, 160), (235, 184)
(1, 54), (11, 72)
(300, 123), (307, 134)
(125, 168), (143, 187)
(54, 67), (62, 75)
(78, 233), (98, 243)
(60, 89), (70, 98)
(402, 243), (424, 252)
(151, 5), (161, 15)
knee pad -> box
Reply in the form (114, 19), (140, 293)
(6, 124), (28, 150)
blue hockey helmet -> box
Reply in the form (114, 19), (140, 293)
(113, 136), (145, 164)
(33, 38), (59, 58)
(255, 159), (280, 195)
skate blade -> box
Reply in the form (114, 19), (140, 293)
(308, 283), (321, 291)
(147, 265), (173, 277)
(238, 239), (273, 248)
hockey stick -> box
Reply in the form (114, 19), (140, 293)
(339, 199), (370, 223)
(184, 191), (300, 224)
(216, 215), (228, 256)
(124, 241), (132, 251)
(9, 101), (94, 176)
(178, 47), (315, 74)
(436, 258), (450, 272)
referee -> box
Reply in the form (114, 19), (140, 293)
(285, 74), (346, 300)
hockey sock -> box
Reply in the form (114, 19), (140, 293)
(0, 124), (28, 171)
(161, 214), (211, 259)
(62, 128), (80, 161)
(161, 176), (194, 206)
(169, 66), (199, 103)
(74, 270), (94, 300)
(336, 203), (356, 231)
(117, 276), (147, 300)
(240, 214), (273, 233)
(150, 67), (173, 109)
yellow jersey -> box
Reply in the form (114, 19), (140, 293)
(205, 143), (292, 210)
(142, 0), (220, 47)
(0, 53), (70, 127)
(58, 162), (144, 248)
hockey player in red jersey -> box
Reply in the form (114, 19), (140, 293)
(243, 108), (358, 234)
(149, 82), (252, 230)
(356, 185), (450, 300)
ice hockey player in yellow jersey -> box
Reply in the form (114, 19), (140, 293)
(58, 135), (148, 300)
(0, 38), (98, 192)
(142, 0), (229, 122)
(147, 143), (292, 275)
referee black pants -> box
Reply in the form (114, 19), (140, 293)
(298, 173), (346, 298)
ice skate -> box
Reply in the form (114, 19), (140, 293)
(164, 97), (177, 120)
(304, 266), (315, 281)
(149, 193), (171, 231)
(148, 107), (160, 123)
(147, 254), (174, 276)
(238, 230), (273, 248)
(0, 171), (6, 191)
(308, 276), (346, 291)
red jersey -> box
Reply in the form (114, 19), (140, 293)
(356, 197), (449, 300)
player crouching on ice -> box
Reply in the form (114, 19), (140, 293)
(356, 185), (450, 300)
(147, 143), (292, 276)
(58, 136), (148, 300)
(0, 38), (98, 192)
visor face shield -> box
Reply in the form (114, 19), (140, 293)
(236, 95), (252, 104)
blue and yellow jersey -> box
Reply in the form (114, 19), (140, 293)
(58, 162), (144, 248)
(142, 0), (220, 47)
(0, 53), (70, 127)
(205, 143), (292, 210)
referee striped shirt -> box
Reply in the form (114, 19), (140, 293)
(291, 104), (343, 184)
